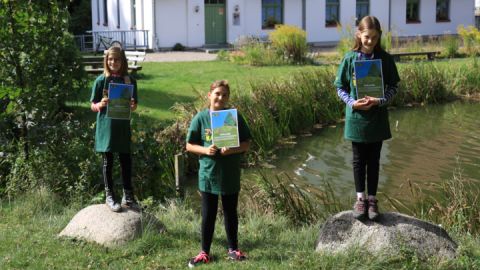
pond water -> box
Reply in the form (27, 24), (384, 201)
(247, 102), (480, 204)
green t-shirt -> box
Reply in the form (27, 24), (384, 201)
(334, 50), (400, 143)
(186, 109), (252, 195)
(90, 74), (138, 153)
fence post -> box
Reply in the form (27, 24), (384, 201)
(175, 154), (185, 197)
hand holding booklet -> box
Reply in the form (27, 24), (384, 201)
(354, 59), (384, 99)
(106, 83), (133, 120)
(210, 109), (240, 148)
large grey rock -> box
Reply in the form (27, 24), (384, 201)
(59, 204), (165, 247)
(315, 211), (457, 259)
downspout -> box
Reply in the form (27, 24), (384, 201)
(152, 0), (159, 50)
(302, 0), (306, 30)
(388, 0), (392, 32)
(186, 0), (189, 47)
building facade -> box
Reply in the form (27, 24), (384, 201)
(91, 0), (475, 50)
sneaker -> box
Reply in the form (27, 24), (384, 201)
(227, 249), (246, 261)
(352, 198), (367, 220)
(121, 189), (140, 210)
(368, 199), (380, 220)
(105, 192), (121, 212)
(188, 251), (210, 268)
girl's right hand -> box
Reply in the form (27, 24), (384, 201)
(205, 144), (218, 156)
(99, 97), (109, 108)
(352, 98), (374, 111)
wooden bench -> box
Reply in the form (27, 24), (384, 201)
(82, 51), (146, 75)
(390, 51), (440, 62)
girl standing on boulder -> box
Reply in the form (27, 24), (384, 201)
(90, 46), (139, 212)
(334, 16), (400, 220)
(186, 80), (251, 267)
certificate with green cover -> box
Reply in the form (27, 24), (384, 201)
(106, 83), (133, 120)
(210, 109), (240, 148)
(354, 59), (384, 99)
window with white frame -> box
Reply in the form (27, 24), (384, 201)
(436, 0), (450, 22)
(406, 0), (420, 23)
(103, 0), (108, 26)
(326, 0), (340, 27)
(356, 0), (369, 25)
(262, 0), (283, 29)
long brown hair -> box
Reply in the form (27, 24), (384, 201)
(209, 80), (230, 94)
(103, 46), (129, 77)
(352, 16), (383, 52)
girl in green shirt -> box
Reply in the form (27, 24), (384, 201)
(334, 16), (400, 221)
(90, 47), (139, 212)
(186, 80), (252, 267)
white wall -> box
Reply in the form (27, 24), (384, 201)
(390, 0), (474, 37)
(92, 0), (477, 49)
(284, 0), (303, 27)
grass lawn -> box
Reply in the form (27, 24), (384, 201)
(1, 190), (479, 269)
(75, 61), (325, 123)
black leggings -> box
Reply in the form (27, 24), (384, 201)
(352, 141), (383, 196)
(201, 191), (239, 253)
(102, 152), (132, 192)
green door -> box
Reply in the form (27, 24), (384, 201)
(205, 0), (226, 45)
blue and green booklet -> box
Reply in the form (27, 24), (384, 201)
(106, 83), (133, 120)
(354, 59), (384, 99)
(210, 109), (240, 148)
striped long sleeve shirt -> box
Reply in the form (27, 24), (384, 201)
(337, 85), (398, 108)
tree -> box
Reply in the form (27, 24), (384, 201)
(0, 0), (87, 158)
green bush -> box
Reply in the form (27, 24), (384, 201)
(335, 24), (354, 59)
(269, 25), (308, 63)
(172, 43), (185, 51)
(441, 34), (459, 58)
(457, 25), (480, 56)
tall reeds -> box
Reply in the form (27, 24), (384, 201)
(242, 171), (346, 225)
(230, 68), (342, 154)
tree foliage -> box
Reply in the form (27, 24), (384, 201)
(0, 0), (88, 196)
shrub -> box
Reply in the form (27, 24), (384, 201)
(269, 25), (308, 63)
(335, 24), (354, 58)
(172, 43), (185, 51)
(441, 34), (459, 58)
(457, 25), (480, 56)
(216, 49), (229, 61)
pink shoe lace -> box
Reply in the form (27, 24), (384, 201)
(192, 251), (210, 264)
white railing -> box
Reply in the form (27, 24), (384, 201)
(74, 30), (149, 52)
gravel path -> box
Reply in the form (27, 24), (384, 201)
(145, 51), (217, 62)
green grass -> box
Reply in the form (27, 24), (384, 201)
(1, 189), (479, 269)
(75, 61), (324, 122)
(72, 58), (480, 126)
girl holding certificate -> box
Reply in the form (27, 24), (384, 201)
(334, 16), (400, 221)
(90, 46), (138, 212)
(186, 80), (251, 267)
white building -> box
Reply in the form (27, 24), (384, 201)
(90, 0), (475, 50)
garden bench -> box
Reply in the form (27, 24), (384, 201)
(82, 51), (146, 75)
(390, 51), (440, 62)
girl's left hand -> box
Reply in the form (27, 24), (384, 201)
(220, 147), (231, 156)
(365, 96), (380, 106)
(130, 99), (137, 111)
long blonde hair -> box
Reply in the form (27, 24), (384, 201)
(103, 46), (129, 77)
(352, 16), (383, 53)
